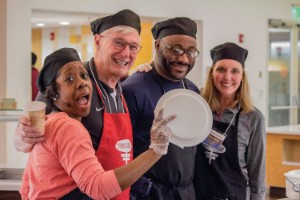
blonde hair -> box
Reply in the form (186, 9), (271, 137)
(201, 65), (254, 113)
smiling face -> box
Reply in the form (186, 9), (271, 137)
(54, 61), (92, 120)
(155, 35), (197, 81)
(212, 59), (244, 100)
(93, 26), (141, 83)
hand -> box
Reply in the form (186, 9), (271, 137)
(149, 109), (176, 155)
(129, 62), (153, 75)
(14, 115), (44, 152)
(136, 62), (152, 72)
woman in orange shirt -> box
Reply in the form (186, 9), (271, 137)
(20, 48), (175, 200)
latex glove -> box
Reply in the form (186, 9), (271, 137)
(149, 109), (176, 155)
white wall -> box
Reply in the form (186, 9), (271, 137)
(30, 0), (300, 117)
(0, 0), (31, 168)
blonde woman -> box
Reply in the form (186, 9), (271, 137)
(194, 42), (266, 200)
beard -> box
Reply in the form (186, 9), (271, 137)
(156, 52), (194, 81)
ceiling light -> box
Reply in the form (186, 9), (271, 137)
(36, 23), (45, 27)
(59, 21), (70, 25)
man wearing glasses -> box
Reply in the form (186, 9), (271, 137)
(15, 9), (143, 199)
(122, 17), (200, 200)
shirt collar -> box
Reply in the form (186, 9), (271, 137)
(89, 58), (122, 95)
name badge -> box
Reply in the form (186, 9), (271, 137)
(202, 129), (226, 152)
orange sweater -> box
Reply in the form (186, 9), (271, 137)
(20, 112), (121, 199)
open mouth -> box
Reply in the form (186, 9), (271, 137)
(76, 93), (90, 106)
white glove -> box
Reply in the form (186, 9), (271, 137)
(149, 109), (176, 155)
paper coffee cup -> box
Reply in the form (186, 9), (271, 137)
(23, 101), (46, 134)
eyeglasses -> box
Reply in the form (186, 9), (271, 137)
(100, 35), (142, 54)
(160, 40), (199, 58)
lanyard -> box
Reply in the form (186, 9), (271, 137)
(220, 105), (241, 137)
(88, 63), (125, 113)
(222, 112), (237, 137)
(152, 69), (187, 94)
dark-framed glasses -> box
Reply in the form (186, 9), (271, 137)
(100, 35), (142, 54)
(160, 39), (199, 58)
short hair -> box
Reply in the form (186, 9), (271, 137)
(32, 52), (37, 65)
(101, 25), (140, 37)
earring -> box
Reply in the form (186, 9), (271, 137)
(53, 94), (59, 101)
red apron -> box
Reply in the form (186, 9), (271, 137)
(95, 85), (133, 200)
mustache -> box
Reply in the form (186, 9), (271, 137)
(170, 61), (191, 68)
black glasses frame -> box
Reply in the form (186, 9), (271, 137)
(160, 39), (199, 58)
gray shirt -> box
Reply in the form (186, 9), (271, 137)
(213, 106), (266, 200)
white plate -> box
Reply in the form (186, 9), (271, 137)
(154, 89), (212, 148)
